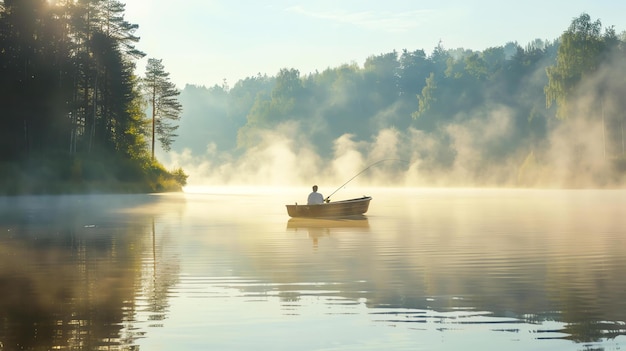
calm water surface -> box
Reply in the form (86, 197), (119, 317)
(0, 188), (625, 350)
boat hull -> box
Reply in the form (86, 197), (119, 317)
(286, 196), (372, 218)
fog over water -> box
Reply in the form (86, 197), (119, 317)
(2, 188), (625, 350)
(162, 103), (622, 190)
(154, 45), (626, 190)
(162, 112), (619, 190)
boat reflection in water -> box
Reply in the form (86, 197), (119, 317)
(286, 216), (370, 247)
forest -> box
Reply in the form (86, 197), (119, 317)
(1, 1), (625, 192)
(0, 0), (186, 194)
(170, 13), (626, 188)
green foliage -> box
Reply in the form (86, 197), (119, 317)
(171, 167), (189, 187)
(174, 13), (626, 186)
(4, 2), (624, 190)
(139, 161), (185, 192)
(183, 37), (563, 164)
(545, 13), (607, 118)
(398, 49), (431, 96)
(237, 68), (306, 148)
(464, 53), (489, 81)
(413, 73), (437, 119)
(143, 58), (183, 157)
(0, 1), (185, 194)
(272, 68), (303, 103)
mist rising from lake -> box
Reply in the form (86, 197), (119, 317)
(1, 188), (625, 350)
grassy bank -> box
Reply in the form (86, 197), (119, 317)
(0, 153), (187, 196)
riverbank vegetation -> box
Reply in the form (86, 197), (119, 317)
(0, 0), (186, 195)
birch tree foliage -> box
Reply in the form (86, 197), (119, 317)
(545, 13), (604, 119)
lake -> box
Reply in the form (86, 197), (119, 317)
(0, 187), (625, 350)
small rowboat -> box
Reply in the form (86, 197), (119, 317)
(286, 196), (372, 218)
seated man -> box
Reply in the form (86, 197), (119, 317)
(307, 185), (324, 205)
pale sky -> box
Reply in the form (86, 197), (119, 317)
(123, 0), (626, 89)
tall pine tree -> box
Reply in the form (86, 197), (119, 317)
(143, 58), (182, 159)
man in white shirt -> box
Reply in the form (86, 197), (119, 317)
(307, 185), (325, 205)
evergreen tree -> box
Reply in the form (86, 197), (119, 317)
(143, 58), (182, 159)
(0, 0), (185, 193)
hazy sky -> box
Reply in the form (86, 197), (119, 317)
(124, 0), (625, 88)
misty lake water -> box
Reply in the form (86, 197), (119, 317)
(1, 187), (625, 351)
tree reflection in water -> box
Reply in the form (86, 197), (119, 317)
(0, 194), (183, 350)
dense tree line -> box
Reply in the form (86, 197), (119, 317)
(176, 13), (626, 187)
(3, 5), (623, 190)
(0, 0), (185, 194)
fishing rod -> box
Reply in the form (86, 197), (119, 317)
(325, 158), (410, 202)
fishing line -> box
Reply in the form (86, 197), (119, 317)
(325, 158), (410, 201)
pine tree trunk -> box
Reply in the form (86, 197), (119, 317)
(151, 84), (156, 160)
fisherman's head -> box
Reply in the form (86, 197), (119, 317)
(312, 185), (318, 192)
